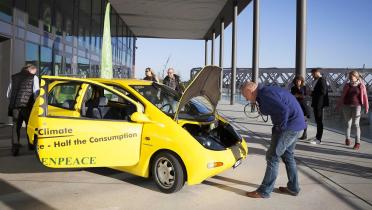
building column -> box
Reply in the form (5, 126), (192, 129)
(204, 39), (208, 66)
(219, 20), (225, 94)
(252, 0), (260, 83)
(211, 31), (215, 65)
(230, 0), (238, 105)
(296, 0), (307, 77)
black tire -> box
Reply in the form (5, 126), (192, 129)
(152, 152), (185, 193)
(11, 144), (20, 156)
(27, 134), (35, 151)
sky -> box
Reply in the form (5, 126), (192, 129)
(134, 0), (372, 81)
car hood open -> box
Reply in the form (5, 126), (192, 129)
(174, 66), (222, 120)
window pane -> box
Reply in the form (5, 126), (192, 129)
(64, 56), (72, 75)
(48, 82), (81, 110)
(40, 46), (52, 75)
(28, 0), (40, 27)
(0, 0), (12, 23)
(15, 0), (26, 12)
(92, 0), (102, 53)
(54, 54), (63, 75)
(41, 0), (52, 32)
(78, 57), (90, 77)
(54, 2), (63, 36)
(60, 0), (74, 41)
(26, 42), (39, 68)
(78, 0), (91, 48)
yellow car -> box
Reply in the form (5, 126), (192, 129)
(27, 66), (248, 193)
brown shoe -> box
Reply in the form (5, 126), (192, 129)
(278, 187), (298, 196)
(246, 191), (264, 198)
(345, 139), (351, 146)
(353, 143), (360, 150)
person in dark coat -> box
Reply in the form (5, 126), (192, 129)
(163, 68), (184, 94)
(291, 75), (310, 140)
(7, 64), (39, 155)
(143, 67), (159, 82)
(309, 68), (329, 145)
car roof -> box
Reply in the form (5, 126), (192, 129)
(41, 76), (154, 87)
(89, 78), (153, 86)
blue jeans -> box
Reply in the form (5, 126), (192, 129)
(257, 128), (300, 198)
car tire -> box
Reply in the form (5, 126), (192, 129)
(11, 144), (20, 156)
(27, 134), (35, 151)
(152, 152), (185, 193)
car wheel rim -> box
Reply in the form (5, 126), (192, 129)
(155, 157), (175, 189)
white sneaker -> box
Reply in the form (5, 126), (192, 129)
(309, 139), (321, 145)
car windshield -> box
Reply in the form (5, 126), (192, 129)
(131, 83), (214, 121)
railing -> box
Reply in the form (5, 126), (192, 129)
(190, 67), (372, 97)
(191, 67), (372, 125)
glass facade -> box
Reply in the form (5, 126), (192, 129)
(3, 0), (136, 78)
(0, 0), (12, 23)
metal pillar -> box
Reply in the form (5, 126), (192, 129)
(219, 20), (225, 94)
(204, 40), (208, 66)
(252, 0), (260, 83)
(211, 31), (215, 65)
(295, 0), (307, 77)
(230, 1), (237, 105)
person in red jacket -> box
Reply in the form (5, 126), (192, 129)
(336, 70), (369, 150)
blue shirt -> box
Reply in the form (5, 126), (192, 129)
(256, 85), (306, 132)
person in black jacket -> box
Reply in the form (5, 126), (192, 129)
(309, 68), (329, 144)
(163, 68), (184, 94)
(143, 67), (159, 82)
(291, 75), (310, 140)
(7, 64), (39, 155)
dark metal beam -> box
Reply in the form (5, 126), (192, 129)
(252, 0), (260, 83)
(230, 1), (237, 105)
(295, 0), (307, 77)
(205, 40), (208, 66)
(219, 20), (225, 94)
(204, 0), (252, 40)
(211, 32), (215, 65)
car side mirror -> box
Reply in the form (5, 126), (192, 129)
(130, 112), (152, 123)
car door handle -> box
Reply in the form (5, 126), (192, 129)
(145, 137), (151, 141)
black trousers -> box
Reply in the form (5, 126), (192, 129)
(12, 108), (31, 145)
(313, 107), (323, 141)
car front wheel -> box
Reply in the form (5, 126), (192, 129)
(152, 152), (185, 193)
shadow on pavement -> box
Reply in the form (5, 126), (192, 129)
(85, 168), (159, 192)
(0, 179), (56, 210)
(212, 175), (260, 188)
(202, 180), (247, 196)
(297, 164), (369, 210)
(295, 143), (372, 160)
(297, 155), (372, 179)
(0, 150), (79, 174)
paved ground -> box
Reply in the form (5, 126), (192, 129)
(0, 100), (371, 210)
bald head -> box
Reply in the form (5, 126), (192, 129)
(241, 81), (258, 102)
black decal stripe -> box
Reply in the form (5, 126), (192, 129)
(38, 135), (75, 139)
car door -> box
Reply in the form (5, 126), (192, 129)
(35, 76), (143, 168)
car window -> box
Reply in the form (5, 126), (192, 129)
(48, 82), (81, 109)
(131, 83), (179, 116)
(82, 84), (137, 121)
(131, 84), (214, 121)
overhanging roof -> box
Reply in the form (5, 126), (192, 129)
(110, 0), (251, 40)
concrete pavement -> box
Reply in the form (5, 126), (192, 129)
(0, 100), (371, 210)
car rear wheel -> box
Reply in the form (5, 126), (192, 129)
(152, 152), (185, 193)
